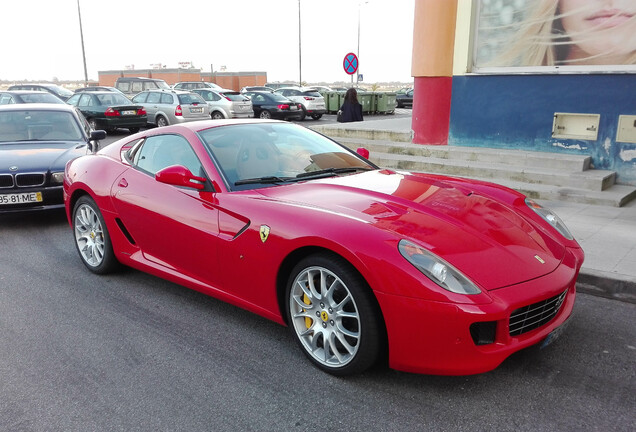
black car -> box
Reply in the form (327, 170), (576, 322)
(66, 91), (147, 133)
(0, 90), (65, 105)
(8, 83), (74, 101)
(243, 91), (302, 120)
(0, 104), (105, 213)
(395, 88), (413, 108)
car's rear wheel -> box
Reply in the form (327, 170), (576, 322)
(286, 253), (383, 376)
(129, 127), (140, 133)
(211, 111), (224, 120)
(259, 110), (272, 119)
(156, 115), (169, 127)
(72, 195), (119, 274)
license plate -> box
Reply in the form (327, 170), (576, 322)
(121, 110), (136, 115)
(317, 104), (325, 109)
(540, 315), (571, 349)
(290, 106), (297, 110)
(190, 107), (203, 113)
(0, 191), (43, 205)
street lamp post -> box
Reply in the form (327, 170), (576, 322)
(77, 0), (88, 87)
(298, 0), (302, 87)
(356, 1), (368, 87)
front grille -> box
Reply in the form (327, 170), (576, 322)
(509, 290), (567, 336)
(0, 174), (13, 188)
(15, 173), (45, 187)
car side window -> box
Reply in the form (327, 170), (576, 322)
(146, 92), (161, 103)
(132, 92), (147, 103)
(160, 93), (173, 104)
(78, 94), (93, 107)
(133, 134), (204, 178)
(0, 95), (13, 104)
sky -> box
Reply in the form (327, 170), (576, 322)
(2, 0), (415, 84)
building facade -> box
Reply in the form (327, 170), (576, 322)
(411, 0), (636, 186)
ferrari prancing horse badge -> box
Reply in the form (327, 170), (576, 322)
(260, 225), (271, 243)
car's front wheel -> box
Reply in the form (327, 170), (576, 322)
(72, 195), (119, 274)
(286, 253), (384, 376)
(311, 114), (323, 120)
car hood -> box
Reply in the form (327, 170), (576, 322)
(258, 170), (566, 290)
(0, 141), (88, 172)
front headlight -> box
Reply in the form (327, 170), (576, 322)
(525, 199), (574, 240)
(398, 239), (481, 295)
(51, 172), (65, 185)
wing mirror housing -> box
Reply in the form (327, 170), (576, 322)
(356, 147), (370, 159)
(156, 165), (206, 190)
(88, 130), (106, 153)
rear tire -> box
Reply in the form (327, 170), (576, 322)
(211, 111), (225, 120)
(259, 110), (272, 119)
(128, 127), (140, 133)
(156, 115), (169, 127)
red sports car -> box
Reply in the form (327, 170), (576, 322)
(64, 119), (584, 376)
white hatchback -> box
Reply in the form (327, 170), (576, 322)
(192, 89), (254, 119)
(274, 87), (326, 120)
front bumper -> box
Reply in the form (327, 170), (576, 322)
(376, 246), (583, 375)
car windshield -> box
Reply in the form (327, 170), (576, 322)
(197, 122), (374, 191)
(96, 94), (132, 106)
(156, 81), (171, 89)
(48, 85), (74, 98)
(0, 110), (83, 143)
(221, 92), (249, 101)
(268, 93), (293, 103)
(18, 93), (65, 104)
(178, 93), (206, 104)
(302, 91), (322, 97)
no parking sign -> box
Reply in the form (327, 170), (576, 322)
(343, 53), (359, 75)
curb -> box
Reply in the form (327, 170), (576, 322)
(576, 269), (636, 304)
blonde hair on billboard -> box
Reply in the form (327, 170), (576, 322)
(494, 0), (636, 66)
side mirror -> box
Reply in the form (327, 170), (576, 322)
(88, 130), (106, 153)
(356, 147), (370, 159)
(156, 165), (206, 190)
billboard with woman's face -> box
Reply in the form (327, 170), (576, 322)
(473, 0), (636, 71)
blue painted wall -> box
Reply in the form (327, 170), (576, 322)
(449, 74), (636, 185)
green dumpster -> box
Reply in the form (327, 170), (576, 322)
(376, 92), (397, 114)
(358, 91), (375, 114)
(327, 91), (343, 113)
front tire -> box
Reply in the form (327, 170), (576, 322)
(311, 114), (323, 120)
(72, 195), (119, 274)
(286, 253), (383, 376)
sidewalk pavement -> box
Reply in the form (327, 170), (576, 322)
(319, 114), (636, 304)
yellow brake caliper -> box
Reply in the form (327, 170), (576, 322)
(303, 294), (312, 329)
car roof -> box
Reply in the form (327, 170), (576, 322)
(0, 90), (52, 95)
(0, 103), (77, 112)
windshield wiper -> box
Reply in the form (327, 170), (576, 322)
(234, 175), (294, 186)
(295, 166), (372, 179)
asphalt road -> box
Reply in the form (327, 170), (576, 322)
(1, 116), (635, 431)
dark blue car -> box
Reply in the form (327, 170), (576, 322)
(0, 104), (105, 213)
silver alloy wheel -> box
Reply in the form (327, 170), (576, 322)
(156, 116), (168, 127)
(289, 266), (361, 368)
(74, 203), (106, 267)
(88, 118), (98, 130)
